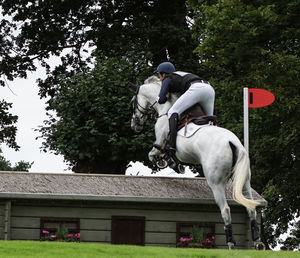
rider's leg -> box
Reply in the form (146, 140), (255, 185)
(163, 113), (185, 173)
(166, 113), (184, 173)
(168, 83), (215, 116)
(166, 84), (205, 156)
(167, 113), (178, 156)
(194, 83), (215, 115)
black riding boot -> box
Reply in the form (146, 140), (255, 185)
(167, 113), (178, 157)
(165, 113), (184, 173)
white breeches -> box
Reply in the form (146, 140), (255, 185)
(167, 82), (215, 118)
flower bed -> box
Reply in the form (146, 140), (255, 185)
(41, 226), (80, 242)
(177, 226), (215, 248)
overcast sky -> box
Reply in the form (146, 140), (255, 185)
(0, 66), (72, 173)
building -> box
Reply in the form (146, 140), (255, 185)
(0, 171), (267, 249)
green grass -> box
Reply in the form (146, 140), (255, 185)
(0, 241), (298, 258)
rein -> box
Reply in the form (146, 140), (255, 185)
(157, 113), (167, 119)
(133, 85), (158, 119)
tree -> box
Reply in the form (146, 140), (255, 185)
(0, 100), (32, 171)
(0, 0), (198, 174)
(147, 0), (199, 70)
(280, 220), (300, 251)
(0, 0), (197, 96)
(0, 151), (32, 171)
(38, 52), (155, 174)
(188, 0), (300, 248)
(0, 100), (19, 150)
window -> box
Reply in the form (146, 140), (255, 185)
(40, 218), (80, 239)
(176, 222), (215, 248)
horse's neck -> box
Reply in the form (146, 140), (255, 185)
(142, 79), (178, 116)
(149, 84), (177, 115)
(156, 100), (173, 116)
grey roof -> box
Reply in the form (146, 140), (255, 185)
(0, 171), (267, 206)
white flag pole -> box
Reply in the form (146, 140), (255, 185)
(243, 88), (249, 153)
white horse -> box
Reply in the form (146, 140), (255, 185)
(131, 76), (265, 249)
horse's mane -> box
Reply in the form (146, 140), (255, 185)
(144, 75), (160, 85)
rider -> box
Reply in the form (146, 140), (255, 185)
(155, 62), (215, 167)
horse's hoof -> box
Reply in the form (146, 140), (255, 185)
(170, 162), (185, 174)
(227, 242), (235, 250)
(255, 242), (266, 250)
(156, 159), (168, 169)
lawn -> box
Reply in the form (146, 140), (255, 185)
(0, 241), (298, 258)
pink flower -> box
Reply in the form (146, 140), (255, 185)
(212, 236), (215, 240)
(75, 233), (80, 239)
(42, 230), (49, 234)
(50, 235), (56, 238)
(68, 234), (73, 238)
(206, 238), (211, 243)
(179, 237), (193, 243)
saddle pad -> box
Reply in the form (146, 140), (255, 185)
(177, 123), (213, 138)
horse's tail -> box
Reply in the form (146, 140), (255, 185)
(230, 141), (259, 211)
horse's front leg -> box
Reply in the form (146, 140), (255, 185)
(148, 145), (168, 168)
(148, 117), (169, 166)
(148, 146), (162, 163)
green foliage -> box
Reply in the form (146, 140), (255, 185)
(1, 0), (198, 174)
(38, 51), (155, 173)
(0, 0), (197, 95)
(0, 149), (32, 172)
(188, 0), (300, 248)
(279, 219), (300, 250)
(190, 226), (204, 243)
(283, 220), (300, 251)
(0, 98), (32, 172)
(56, 225), (68, 241)
(0, 100), (19, 150)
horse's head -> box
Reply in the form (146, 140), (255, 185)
(130, 77), (160, 133)
(130, 84), (152, 133)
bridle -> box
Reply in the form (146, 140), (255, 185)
(132, 85), (157, 120)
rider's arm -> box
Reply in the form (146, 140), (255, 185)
(157, 77), (171, 104)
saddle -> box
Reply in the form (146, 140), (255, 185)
(152, 104), (217, 173)
(178, 104), (217, 131)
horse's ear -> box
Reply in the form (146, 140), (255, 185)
(129, 82), (138, 91)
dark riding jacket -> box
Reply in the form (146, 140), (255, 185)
(158, 72), (202, 104)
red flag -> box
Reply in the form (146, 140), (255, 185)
(248, 88), (275, 108)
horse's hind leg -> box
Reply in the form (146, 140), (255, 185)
(243, 173), (266, 250)
(209, 183), (236, 249)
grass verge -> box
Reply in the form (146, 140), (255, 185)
(0, 241), (298, 258)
